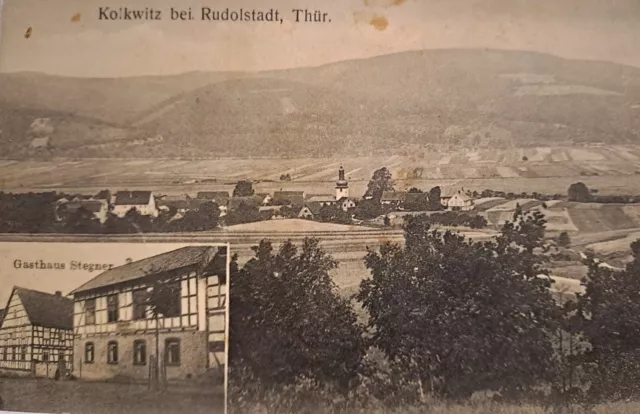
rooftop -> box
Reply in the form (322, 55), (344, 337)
(71, 246), (223, 295)
(8, 287), (73, 330)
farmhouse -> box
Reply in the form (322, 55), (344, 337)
(306, 195), (337, 206)
(273, 191), (305, 207)
(298, 203), (323, 220)
(442, 190), (474, 212)
(196, 191), (230, 216)
(65, 200), (109, 224)
(381, 191), (407, 209)
(112, 191), (158, 218)
(229, 195), (264, 211)
(70, 246), (227, 381)
(337, 197), (357, 212)
(0, 287), (74, 378)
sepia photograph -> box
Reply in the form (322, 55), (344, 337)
(1, 0), (640, 412)
(0, 241), (229, 413)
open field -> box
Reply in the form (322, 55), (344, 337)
(2, 145), (640, 196)
(0, 377), (224, 414)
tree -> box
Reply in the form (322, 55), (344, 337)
(225, 202), (262, 226)
(233, 180), (255, 197)
(357, 211), (560, 399)
(408, 188), (423, 193)
(575, 240), (640, 401)
(64, 207), (101, 234)
(174, 202), (220, 231)
(428, 186), (443, 211)
(557, 232), (571, 248)
(364, 167), (394, 202)
(145, 274), (181, 389)
(354, 198), (383, 220)
(568, 182), (591, 202)
(318, 204), (351, 224)
(230, 239), (365, 393)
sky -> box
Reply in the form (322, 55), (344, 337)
(0, 242), (227, 306)
(0, 0), (640, 77)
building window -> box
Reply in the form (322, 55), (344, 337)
(21, 346), (27, 361)
(132, 289), (148, 320)
(84, 342), (94, 363)
(165, 339), (180, 366)
(43, 351), (49, 362)
(11, 346), (16, 361)
(2, 348), (7, 361)
(85, 298), (96, 325)
(58, 331), (64, 341)
(133, 340), (146, 365)
(107, 294), (119, 323)
(107, 341), (118, 364)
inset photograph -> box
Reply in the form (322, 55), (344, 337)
(0, 241), (228, 414)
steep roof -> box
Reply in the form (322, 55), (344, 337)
(114, 191), (153, 205)
(381, 191), (407, 202)
(67, 200), (106, 213)
(0, 308), (4, 324)
(196, 191), (230, 204)
(229, 195), (263, 210)
(71, 246), (218, 295)
(12, 287), (73, 330)
(273, 191), (305, 206)
(307, 195), (336, 203)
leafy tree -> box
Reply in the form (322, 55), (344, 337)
(318, 204), (351, 224)
(174, 202), (220, 231)
(357, 211), (560, 399)
(408, 188), (423, 193)
(64, 207), (101, 234)
(557, 232), (572, 248)
(575, 240), (640, 401)
(233, 180), (255, 197)
(225, 202), (262, 226)
(364, 167), (394, 202)
(230, 239), (365, 393)
(354, 198), (383, 220)
(146, 275), (181, 389)
(568, 182), (591, 202)
(428, 186), (443, 211)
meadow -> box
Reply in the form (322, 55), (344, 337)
(2, 145), (640, 197)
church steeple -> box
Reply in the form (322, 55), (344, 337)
(335, 164), (349, 200)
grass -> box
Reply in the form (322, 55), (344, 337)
(0, 377), (224, 414)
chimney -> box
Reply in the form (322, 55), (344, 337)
(55, 291), (62, 296)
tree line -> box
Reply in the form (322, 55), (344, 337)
(229, 210), (640, 412)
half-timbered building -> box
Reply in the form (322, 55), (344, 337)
(70, 246), (227, 382)
(0, 287), (74, 377)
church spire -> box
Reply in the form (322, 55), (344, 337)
(335, 164), (349, 200)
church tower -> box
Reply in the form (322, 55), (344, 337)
(335, 165), (349, 200)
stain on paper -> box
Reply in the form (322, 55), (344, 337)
(71, 13), (81, 23)
(24, 27), (32, 39)
(370, 15), (389, 31)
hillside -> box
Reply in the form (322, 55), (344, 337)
(2, 49), (640, 158)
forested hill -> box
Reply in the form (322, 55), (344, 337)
(2, 49), (640, 158)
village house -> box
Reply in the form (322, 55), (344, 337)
(306, 195), (337, 207)
(441, 190), (474, 211)
(111, 191), (158, 218)
(0, 287), (74, 378)
(256, 193), (273, 206)
(65, 199), (110, 224)
(337, 197), (357, 212)
(69, 246), (227, 382)
(272, 191), (305, 207)
(259, 205), (285, 220)
(381, 191), (408, 210)
(297, 203), (323, 220)
(196, 191), (231, 216)
(229, 195), (264, 211)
